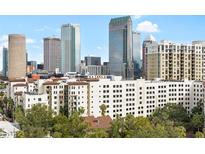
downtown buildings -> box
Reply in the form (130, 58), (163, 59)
(61, 24), (81, 74)
(109, 16), (134, 80)
(8, 34), (26, 80)
(44, 37), (61, 73)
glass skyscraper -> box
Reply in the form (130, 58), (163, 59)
(2, 47), (8, 77)
(132, 31), (142, 78)
(61, 24), (80, 73)
(109, 16), (134, 79)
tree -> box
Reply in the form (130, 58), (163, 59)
(86, 128), (109, 138)
(51, 114), (69, 138)
(66, 109), (88, 137)
(195, 131), (204, 138)
(99, 104), (107, 116)
(150, 103), (190, 128)
(191, 100), (203, 115)
(191, 113), (204, 131)
(15, 104), (53, 138)
(16, 131), (25, 138)
(109, 115), (126, 138)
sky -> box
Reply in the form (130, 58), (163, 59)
(1, 15), (205, 71)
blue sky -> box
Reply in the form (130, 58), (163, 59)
(1, 15), (205, 71)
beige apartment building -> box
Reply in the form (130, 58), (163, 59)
(143, 39), (205, 81)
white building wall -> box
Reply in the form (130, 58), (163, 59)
(22, 93), (48, 110)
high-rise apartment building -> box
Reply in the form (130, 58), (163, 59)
(143, 38), (205, 80)
(8, 34), (26, 80)
(132, 31), (141, 78)
(192, 41), (205, 80)
(44, 37), (61, 72)
(2, 47), (8, 77)
(109, 16), (134, 79)
(61, 24), (80, 74)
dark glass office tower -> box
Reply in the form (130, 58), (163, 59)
(109, 16), (134, 79)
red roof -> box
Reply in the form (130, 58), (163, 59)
(13, 83), (27, 87)
(42, 81), (59, 85)
(84, 115), (112, 129)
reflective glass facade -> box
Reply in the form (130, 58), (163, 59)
(2, 47), (8, 77)
(109, 16), (134, 79)
(61, 24), (80, 73)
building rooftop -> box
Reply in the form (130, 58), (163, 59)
(13, 83), (27, 87)
(84, 115), (112, 129)
(67, 82), (89, 86)
(0, 121), (19, 134)
(9, 78), (26, 82)
(42, 81), (60, 85)
(110, 16), (131, 25)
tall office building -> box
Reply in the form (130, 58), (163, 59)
(109, 16), (134, 79)
(143, 38), (205, 80)
(44, 37), (61, 72)
(132, 31), (141, 78)
(61, 24), (80, 73)
(85, 56), (101, 65)
(2, 47), (8, 77)
(8, 34), (26, 79)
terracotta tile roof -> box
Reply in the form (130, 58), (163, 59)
(52, 78), (66, 82)
(84, 115), (112, 129)
(13, 83), (27, 87)
(9, 78), (26, 82)
(78, 78), (99, 82)
(67, 82), (89, 86)
(42, 81), (60, 85)
(27, 78), (35, 83)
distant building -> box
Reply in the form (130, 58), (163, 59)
(109, 16), (134, 79)
(2, 47), (8, 77)
(102, 62), (110, 75)
(8, 34), (26, 80)
(61, 24), (80, 73)
(85, 56), (101, 65)
(142, 35), (158, 80)
(27, 61), (37, 73)
(44, 37), (61, 72)
(37, 64), (44, 70)
(132, 32), (142, 79)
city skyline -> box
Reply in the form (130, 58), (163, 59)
(1, 15), (205, 71)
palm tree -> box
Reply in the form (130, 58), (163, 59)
(99, 104), (107, 116)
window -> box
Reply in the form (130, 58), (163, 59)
(38, 98), (41, 101)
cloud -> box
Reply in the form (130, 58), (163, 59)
(26, 38), (35, 44)
(35, 25), (51, 32)
(32, 45), (41, 49)
(136, 21), (159, 33)
(133, 15), (142, 19)
(97, 46), (103, 50)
